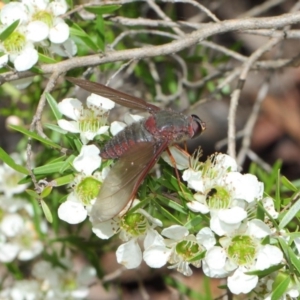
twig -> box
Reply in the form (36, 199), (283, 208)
(227, 38), (280, 159)
(1, 12), (300, 84)
(239, 0), (286, 18)
(102, 266), (127, 282)
(161, 0), (221, 23)
(236, 77), (271, 166)
(247, 150), (272, 173)
(26, 72), (61, 192)
(111, 29), (180, 49)
(106, 59), (137, 86)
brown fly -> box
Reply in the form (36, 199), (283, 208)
(67, 77), (206, 222)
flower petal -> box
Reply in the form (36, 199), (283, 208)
(58, 98), (82, 120)
(58, 200), (87, 224)
(116, 239), (142, 269)
(49, 19), (69, 43)
(110, 121), (126, 136)
(227, 267), (258, 294)
(162, 225), (189, 240)
(87, 94), (115, 111)
(73, 145), (101, 175)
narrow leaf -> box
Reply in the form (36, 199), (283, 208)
(84, 5), (120, 14)
(33, 162), (70, 175)
(9, 125), (61, 150)
(0, 19), (20, 41)
(52, 174), (75, 186)
(0, 147), (29, 175)
(281, 176), (298, 192)
(70, 24), (98, 51)
(38, 53), (57, 64)
(44, 123), (67, 134)
(271, 275), (290, 300)
(41, 186), (52, 198)
(41, 200), (53, 223)
(279, 198), (300, 229)
(95, 15), (105, 51)
(26, 189), (39, 199)
(46, 93), (62, 120)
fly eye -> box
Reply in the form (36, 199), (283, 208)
(191, 114), (206, 138)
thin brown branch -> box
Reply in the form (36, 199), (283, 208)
(227, 38), (280, 159)
(236, 77), (271, 166)
(26, 72), (61, 192)
(1, 12), (300, 84)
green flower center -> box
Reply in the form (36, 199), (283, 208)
(176, 240), (202, 262)
(3, 31), (26, 53)
(120, 213), (147, 237)
(75, 177), (101, 205)
(32, 11), (53, 27)
(227, 235), (257, 266)
(207, 186), (231, 210)
(78, 109), (108, 134)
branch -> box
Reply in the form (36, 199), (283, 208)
(1, 12), (300, 83)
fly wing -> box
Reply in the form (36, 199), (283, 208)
(90, 141), (167, 222)
(66, 77), (160, 114)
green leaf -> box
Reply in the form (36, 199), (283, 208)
(59, 155), (75, 173)
(84, 5), (120, 14)
(0, 19), (20, 41)
(26, 189), (39, 199)
(154, 202), (183, 224)
(46, 93), (62, 120)
(156, 195), (186, 214)
(9, 125), (61, 150)
(38, 53), (57, 64)
(288, 247), (300, 274)
(70, 24), (98, 52)
(281, 176), (298, 192)
(271, 273), (290, 300)
(184, 216), (204, 231)
(33, 162), (71, 175)
(95, 15), (105, 51)
(41, 186), (52, 198)
(0, 147), (29, 175)
(52, 174), (75, 186)
(275, 169), (281, 211)
(279, 197), (300, 229)
(41, 199), (53, 223)
(246, 264), (284, 277)
(44, 123), (67, 134)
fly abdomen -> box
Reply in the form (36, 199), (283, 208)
(100, 120), (154, 159)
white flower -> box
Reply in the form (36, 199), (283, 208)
(0, 158), (29, 198)
(10, 280), (42, 299)
(23, 0), (69, 44)
(182, 153), (238, 194)
(57, 96), (114, 144)
(31, 259), (95, 299)
(144, 225), (213, 276)
(182, 155), (263, 236)
(0, 217), (45, 262)
(92, 201), (162, 269)
(58, 145), (103, 224)
(0, 25), (38, 71)
(204, 219), (283, 295)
